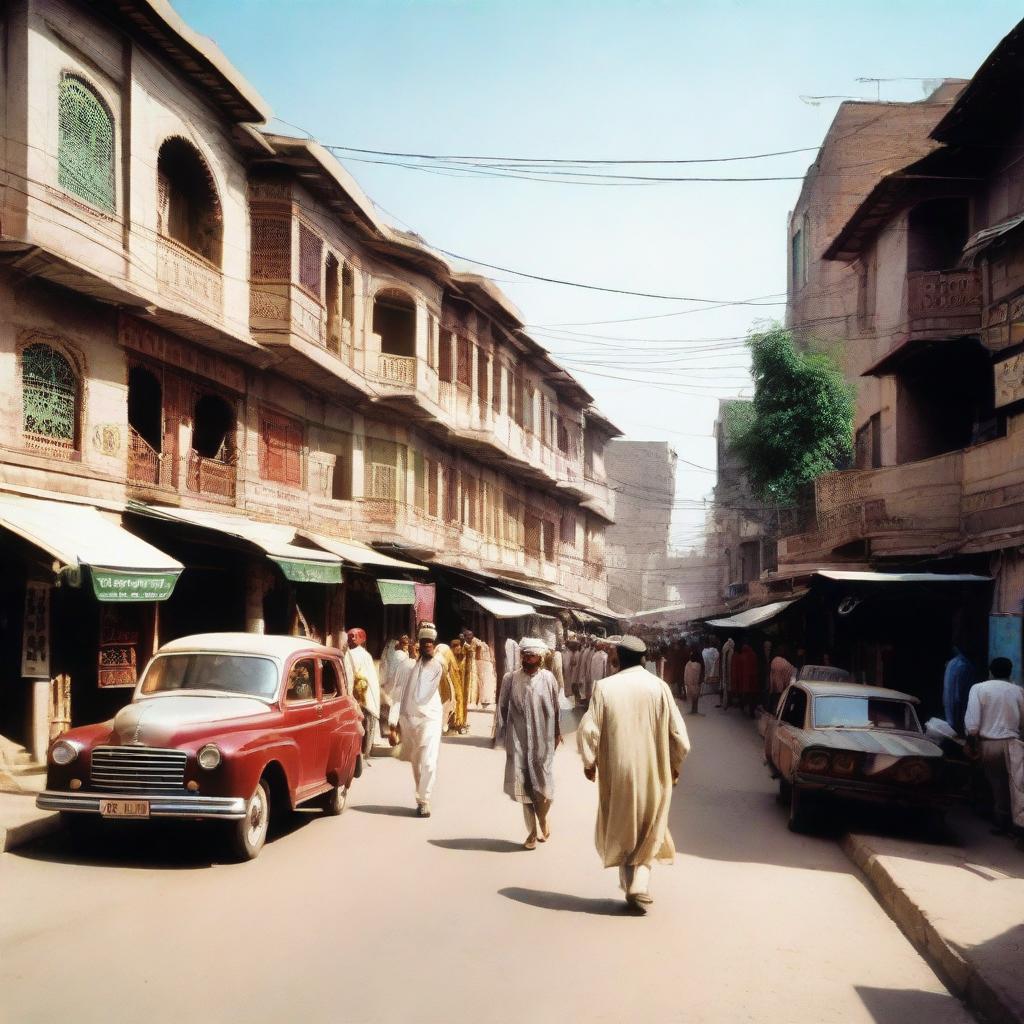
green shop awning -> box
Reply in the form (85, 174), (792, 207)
(376, 579), (416, 605)
(271, 558), (343, 584)
(0, 495), (183, 602)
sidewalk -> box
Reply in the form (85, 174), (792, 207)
(845, 809), (1024, 1024)
(0, 772), (58, 853)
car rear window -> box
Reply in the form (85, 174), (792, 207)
(813, 696), (920, 731)
(141, 653), (279, 699)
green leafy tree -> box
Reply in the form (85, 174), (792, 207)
(727, 323), (854, 505)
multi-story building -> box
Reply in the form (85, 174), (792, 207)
(0, 0), (617, 761)
(604, 440), (676, 613)
(776, 31), (1024, 683)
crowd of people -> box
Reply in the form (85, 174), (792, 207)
(337, 622), (692, 912)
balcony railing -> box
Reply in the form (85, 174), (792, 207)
(157, 236), (223, 318)
(127, 427), (173, 489)
(186, 449), (236, 501)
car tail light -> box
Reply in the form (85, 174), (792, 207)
(894, 758), (932, 785)
(801, 749), (831, 774)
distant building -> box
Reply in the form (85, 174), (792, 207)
(605, 441), (676, 613)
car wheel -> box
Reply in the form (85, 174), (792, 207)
(777, 778), (792, 805)
(788, 785), (813, 833)
(228, 779), (270, 861)
(321, 782), (348, 817)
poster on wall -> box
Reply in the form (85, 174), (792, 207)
(21, 582), (51, 679)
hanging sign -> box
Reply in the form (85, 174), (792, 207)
(271, 558), (343, 584)
(22, 581), (51, 678)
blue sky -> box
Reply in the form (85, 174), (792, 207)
(175, 0), (1020, 547)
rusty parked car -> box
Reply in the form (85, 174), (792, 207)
(37, 633), (364, 859)
(764, 680), (947, 832)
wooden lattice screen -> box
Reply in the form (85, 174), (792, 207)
(298, 223), (323, 299)
(259, 407), (303, 486)
(251, 215), (291, 280)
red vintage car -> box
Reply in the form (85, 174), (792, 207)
(37, 633), (364, 859)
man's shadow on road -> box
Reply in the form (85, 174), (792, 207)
(429, 837), (522, 853)
(499, 886), (628, 916)
(353, 804), (420, 817)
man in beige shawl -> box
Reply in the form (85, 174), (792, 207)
(578, 635), (691, 913)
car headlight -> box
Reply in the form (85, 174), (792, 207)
(197, 744), (222, 770)
(801, 749), (831, 774)
(51, 740), (78, 766)
(894, 758), (931, 784)
(831, 752), (858, 775)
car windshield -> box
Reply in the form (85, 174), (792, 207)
(813, 696), (920, 731)
(140, 653), (279, 699)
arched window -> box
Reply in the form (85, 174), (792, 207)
(57, 75), (115, 213)
(157, 138), (223, 266)
(22, 343), (79, 456)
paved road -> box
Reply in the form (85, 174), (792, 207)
(1, 704), (973, 1024)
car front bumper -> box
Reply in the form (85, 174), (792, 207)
(37, 790), (248, 820)
(793, 773), (946, 807)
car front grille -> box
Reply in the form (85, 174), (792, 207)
(89, 746), (188, 793)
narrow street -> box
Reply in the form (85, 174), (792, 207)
(1, 707), (972, 1024)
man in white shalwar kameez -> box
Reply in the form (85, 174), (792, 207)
(389, 623), (444, 817)
(578, 635), (691, 913)
(586, 641), (609, 702)
(347, 628), (380, 763)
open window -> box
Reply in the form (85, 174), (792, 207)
(127, 365), (163, 484)
(157, 138), (222, 265)
(373, 289), (416, 357)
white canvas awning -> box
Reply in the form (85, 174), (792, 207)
(0, 495), (183, 601)
(302, 533), (425, 572)
(706, 599), (800, 629)
(130, 504), (343, 583)
(816, 571), (990, 584)
(491, 585), (564, 609)
(457, 589), (536, 619)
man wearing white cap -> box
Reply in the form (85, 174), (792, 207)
(496, 637), (562, 849)
(578, 635), (691, 913)
(389, 623), (444, 817)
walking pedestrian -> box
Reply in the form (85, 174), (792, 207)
(720, 636), (735, 710)
(944, 645), (978, 736)
(577, 636), (691, 913)
(389, 623), (444, 817)
(347, 628), (380, 765)
(683, 649), (704, 715)
(768, 644), (796, 714)
(496, 637), (562, 850)
(965, 657), (1023, 835)
(701, 637), (720, 699)
(731, 638), (760, 718)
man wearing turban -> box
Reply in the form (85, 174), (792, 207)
(496, 637), (562, 850)
(389, 623), (444, 817)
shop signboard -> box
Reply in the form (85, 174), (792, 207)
(90, 569), (181, 602)
(21, 581), (50, 678)
(271, 558), (343, 584)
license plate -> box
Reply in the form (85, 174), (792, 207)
(99, 799), (150, 819)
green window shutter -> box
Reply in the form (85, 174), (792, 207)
(22, 344), (78, 452)
(58, 76), (115, 214)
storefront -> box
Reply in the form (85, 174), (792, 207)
(0, 494), (183, 760)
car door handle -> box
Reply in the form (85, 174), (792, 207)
(316, 705), (324, 717)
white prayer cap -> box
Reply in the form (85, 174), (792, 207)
(418, 622), (438, 641)
(616, 635), (647, 655)
(519, 637), (548, 654)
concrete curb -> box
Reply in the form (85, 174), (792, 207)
(0, 810), (60, 854)
(842, 833), (1022, 1024)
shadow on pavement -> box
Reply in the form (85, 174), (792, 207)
(855, 985), (972, 1024)
(12, 808), (322, 869)
(442, 735), (495, 749)
(429, 837), (523, 853)
(353, 803), (420, 817)
(499, 886), (627, 916)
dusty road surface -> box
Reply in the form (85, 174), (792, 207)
(1, 705), (973, 1024)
